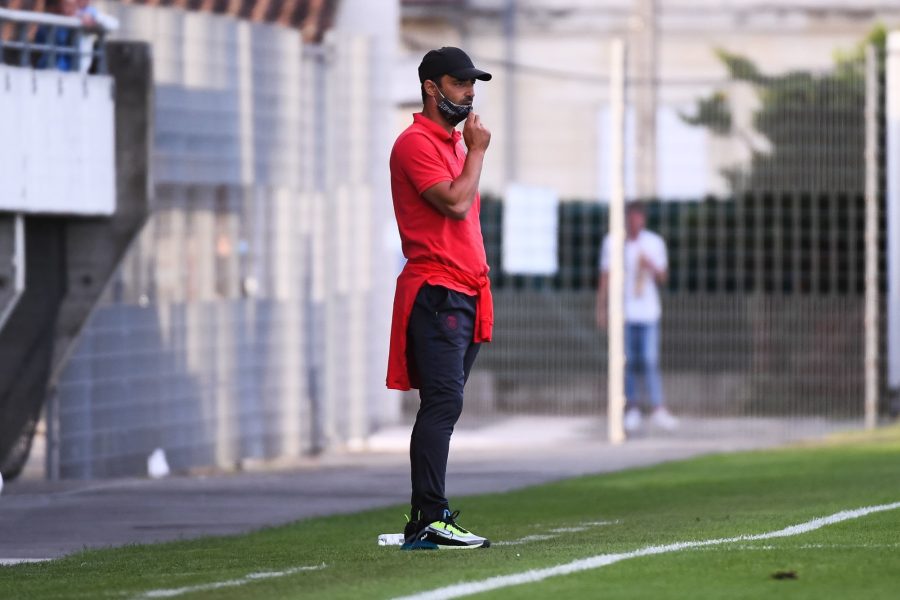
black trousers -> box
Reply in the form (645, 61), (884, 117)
(407, 284), (480, 524)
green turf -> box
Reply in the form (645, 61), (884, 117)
(2, 426), (899, 599)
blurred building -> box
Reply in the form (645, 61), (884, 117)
(4, 0), (897, 480)
(1, 0), (338, 41)
(1, 0), (403, 478)
(397, 0), (900, 200)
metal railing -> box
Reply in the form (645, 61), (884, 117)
(0, 7), (116, 73)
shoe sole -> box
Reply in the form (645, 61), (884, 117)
(401, 538), (491, 550)
(437, 539), (490, 550)
(401, 540), (439, 551)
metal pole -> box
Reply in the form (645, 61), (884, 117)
(18, 21), (31, 68)
(633, 0), (657, 199)
(887, 33), (900, 394)
(309, 44), (329, 453)
(97, 31), (108, 74)
(864, 44), (879, 430)
(0, 214), (25, 331)
(608, 38), (627, 445)
(45, 386), (60, 480)
(504, 0), (517, 183)
(48, 26), (57, 69)
(72, 27), (81, 72)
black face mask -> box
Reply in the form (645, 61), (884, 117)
(432, 83), (472, 126)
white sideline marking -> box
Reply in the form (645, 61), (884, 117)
(494, 535), (557, 547)
(394, 502), (900, 600)
(795, 543), (900, 549)
(131, 564), (326, 599)
(691, 542), (900, 552)
(0, 558), (52, 566)
(494, 520), (616, 547)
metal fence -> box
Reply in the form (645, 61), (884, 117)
(0, 6), (113, 72)
(468, 28), (891, 435)
(484, 193), (878, 296)
(477, 193), (885, 421)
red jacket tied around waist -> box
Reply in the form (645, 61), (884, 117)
(386, 259), (493, 391)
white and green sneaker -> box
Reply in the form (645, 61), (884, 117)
(401, 509), (490, 550)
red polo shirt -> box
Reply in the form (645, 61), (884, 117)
(386, 113), (493, 390)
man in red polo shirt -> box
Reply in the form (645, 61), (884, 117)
(387, 47), (493, 550)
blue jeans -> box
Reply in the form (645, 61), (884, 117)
(624, 322), (664, 410)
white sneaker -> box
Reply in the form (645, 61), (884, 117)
(651, 407), (679, 431)
(623, 408), (642, 433)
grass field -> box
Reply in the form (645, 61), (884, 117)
(2, 426), (899, 599)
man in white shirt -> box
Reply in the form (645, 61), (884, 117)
(597, 202), (678, 433)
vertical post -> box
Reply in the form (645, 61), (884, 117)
(309, 44), (328, 453)
(13, 214), (24, 297)
(633, 0), (657, 199)
(45, 387), (60, 480)
(608, 38), (627, 445)
(48, 26), (57, 69)
(72, 27), (82, 72)
(97, 32), (108, 74)
(17, 20), (30, 68)
(887, 33), (900, 395)
(864, 44), (879, 430)
(0, 214), (25, 330)
(504, 0), (518, 183)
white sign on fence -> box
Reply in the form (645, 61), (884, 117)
(501, 183), (559, 276)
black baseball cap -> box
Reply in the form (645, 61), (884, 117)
(418, 47), (492, 84)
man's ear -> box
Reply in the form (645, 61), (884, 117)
(423, 79), (439, 99)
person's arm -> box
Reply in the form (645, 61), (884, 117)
(639, 236), (668, 286)
(596, 271), (609, 329)
(639, 254), (667, 286)
(421, 112), (490, 220)
(78, 8), (118, 32)
(94, 11), (120, 31)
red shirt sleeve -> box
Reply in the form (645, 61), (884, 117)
(394, 132), (454, 195)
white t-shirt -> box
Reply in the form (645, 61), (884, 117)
(600, 230), (668, 323)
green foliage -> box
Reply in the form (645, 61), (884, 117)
(679, 91), (732, 134)
(683, 26), (888, 194)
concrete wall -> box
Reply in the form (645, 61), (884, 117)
(0, 41), (152, 479)
(54, 2), (400, 478)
